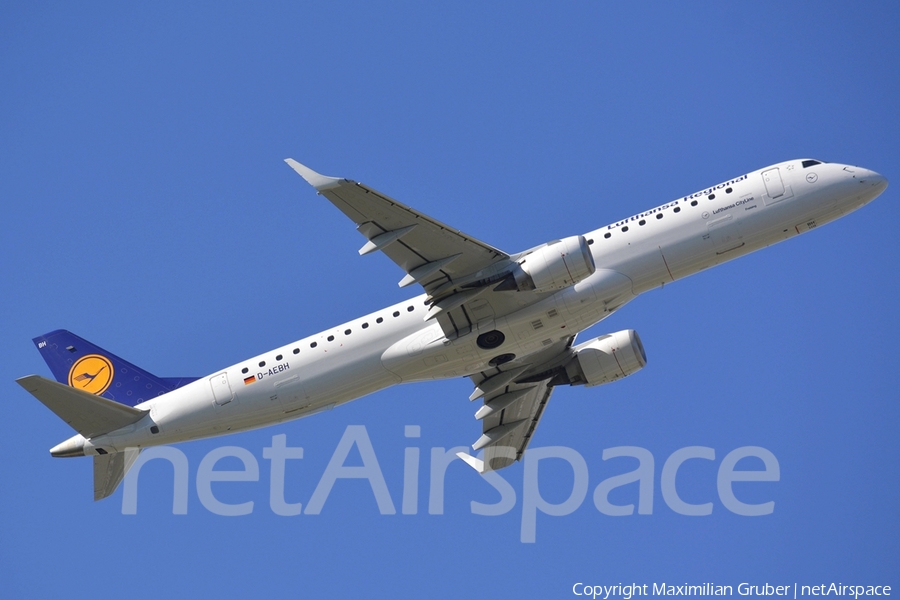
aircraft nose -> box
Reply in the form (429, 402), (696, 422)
(867, 170), (888, 191)
(861, 168), (888, 195)
(845, 166), (887, 188)
(851, 167), (889, 204)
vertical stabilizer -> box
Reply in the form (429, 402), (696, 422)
(32, 330), (196, 407)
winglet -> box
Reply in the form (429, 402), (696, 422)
(284, 159), (344, 191)
(456, 451), (485, 474)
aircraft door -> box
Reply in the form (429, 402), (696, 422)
(762, 168), (785, 199)
(210, 372), (234, 405)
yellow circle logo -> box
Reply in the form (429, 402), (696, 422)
(68, 354), (114, 395)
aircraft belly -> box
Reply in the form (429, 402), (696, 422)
(558, 269), (634, 326)
(382, 290), (612, 382)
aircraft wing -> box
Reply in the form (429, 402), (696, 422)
(286, 160), (528, 339)
(465, 378), (555, 472)
(286, 159), (507, 290)
(458, 336), (577, 472)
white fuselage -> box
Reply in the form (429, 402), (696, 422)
(81, 160), (886, 456)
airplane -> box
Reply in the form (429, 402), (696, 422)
(17, 158), (888, 500)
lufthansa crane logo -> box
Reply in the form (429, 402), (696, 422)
(68, 354), (114, 395)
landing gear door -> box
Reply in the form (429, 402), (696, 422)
(210, 372), (234, 406)
(707, 214), (744, 255)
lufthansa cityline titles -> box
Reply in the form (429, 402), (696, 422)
(607, 174), (750, 229)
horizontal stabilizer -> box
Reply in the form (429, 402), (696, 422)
(94, 447), (141, 501)
(17, 375), (147, 439)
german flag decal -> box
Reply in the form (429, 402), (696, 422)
(243, 375), (256, 385)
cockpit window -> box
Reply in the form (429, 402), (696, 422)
(802, 160), (823, 168)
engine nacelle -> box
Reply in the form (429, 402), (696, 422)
(510, 235), (596, 292)
(564, 329), (647, 387)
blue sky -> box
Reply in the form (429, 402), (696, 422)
(2, 2), (898, 597)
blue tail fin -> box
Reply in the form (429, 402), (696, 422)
(32, 330), (198, 407)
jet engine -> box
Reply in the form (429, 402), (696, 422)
(500, 235), (596, 292)
(563, 329), (647, 387)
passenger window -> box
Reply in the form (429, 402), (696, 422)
(726, 187), (733, 193)
(587, 239), (594, 245)
(242, 367), (249, 374)
(376, 317), (384, 323)
(604, 232), (611, 239)
(362, 323), (369, 329)
(691, 200), (698, 206)
(622, 226), (629, 232)
(708, 194), (715, 200)
(327, 335), (334, 342)
(639, 219), (646, 226)
(293, 348), (299, 354)
(344, 329), (351, 335)
(393, 311), (400, 317)
(407, 306), (414, 312)
(656, 213), (663, 219)
(259, 361), (266, 367)
(674, 206), (681, 213)
(276, 354), (283, 361)
(310, 342), (317, 348)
